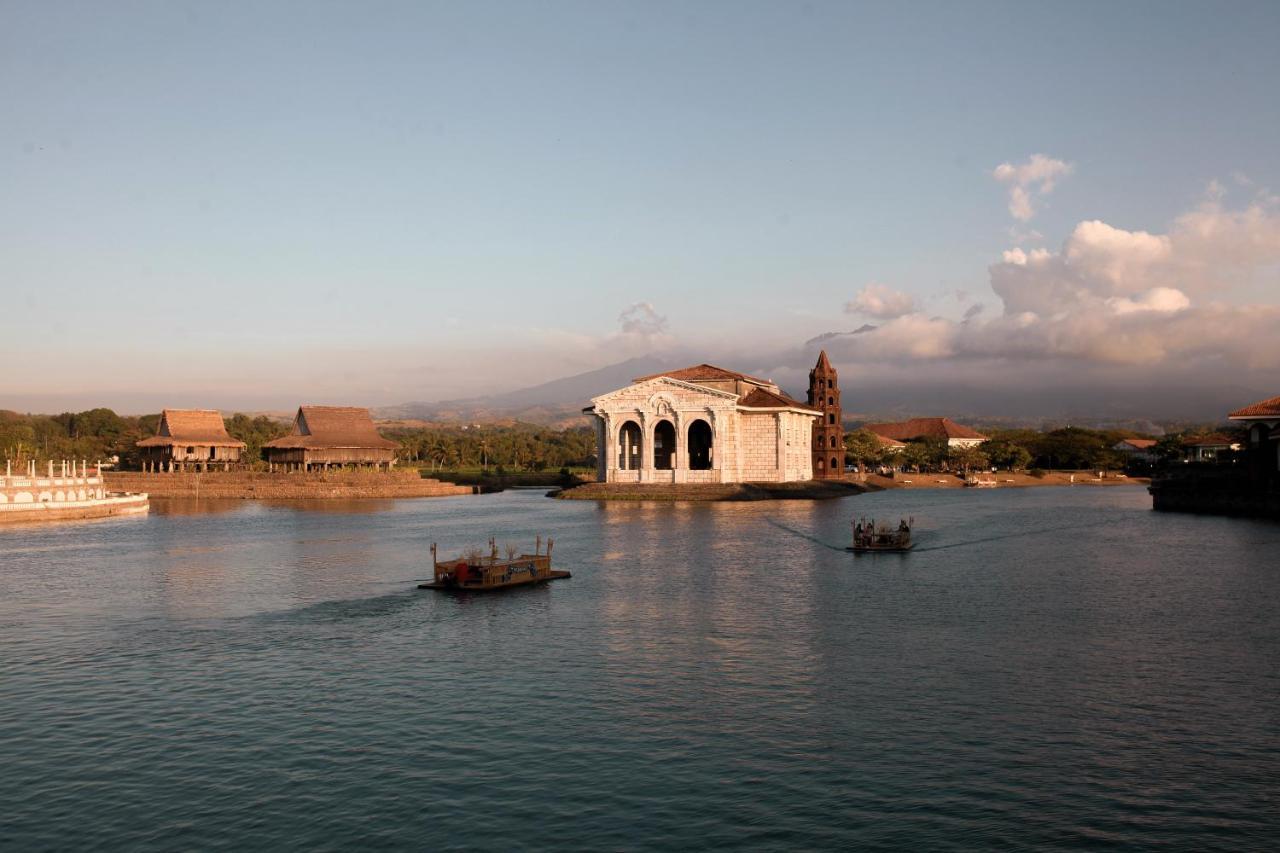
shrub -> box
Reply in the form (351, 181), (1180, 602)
(1028, 468), (1047, 479)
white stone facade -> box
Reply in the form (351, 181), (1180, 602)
(585, 371), (820, 484)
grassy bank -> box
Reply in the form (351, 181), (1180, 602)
(420, 467), (592, 488)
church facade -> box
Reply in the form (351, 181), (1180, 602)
(584, 363), (823, 484)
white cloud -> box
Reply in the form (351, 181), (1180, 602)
(1108, 287), (1190, 316)
(845, 282), (917, 319)
(816, 197), (1280, 373)
(617, 302), (668, 337)
(993, 153), (1073, 221)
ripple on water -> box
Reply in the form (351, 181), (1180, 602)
(0, 488), (1277, 850)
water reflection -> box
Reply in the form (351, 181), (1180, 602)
(0, 488), (1277, 850)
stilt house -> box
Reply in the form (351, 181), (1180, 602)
(136, 409), (246, 471)
(263, 406), (400, 471)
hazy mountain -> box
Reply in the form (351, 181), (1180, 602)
(377, 355), (677, 425)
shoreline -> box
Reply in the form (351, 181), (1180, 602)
(552, 471), (1148, 501)
(104, 470), (475, 500)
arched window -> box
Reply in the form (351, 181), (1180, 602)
(827, 396), (833, 406)
(618, 421), (642, 470)
(828, 413), (835, 425)
(817, 459), (825, 471)
(688, 419), (713, 470)
(653, 421), (676, 470)
(832, 456), (840, 471)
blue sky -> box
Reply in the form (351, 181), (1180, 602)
(3, 1), (1279, 413)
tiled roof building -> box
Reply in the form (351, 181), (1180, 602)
(864, 417), (988, 447)
(584, 363), (820, 484)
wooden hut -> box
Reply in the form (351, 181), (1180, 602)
(263, 406), (400, 471)
(136, 409), (246, 472)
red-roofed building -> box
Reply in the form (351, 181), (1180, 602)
(864, 417), (988, 448)
(584, 363), (821, 483)
(1229, 395), (1280, 477)
(1113, 438), (1159, 464)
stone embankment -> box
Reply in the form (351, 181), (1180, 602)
(551, 481), (868, 501)
(105, 470), (475, 500)
(1149, 470), (1280, 520)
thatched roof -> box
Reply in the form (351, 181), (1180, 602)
(263, 406), (399, 450)
(137, 409), (245, 448)
(864, 418), (988, 442)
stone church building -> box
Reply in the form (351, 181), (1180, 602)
(584, 361), (828, 484)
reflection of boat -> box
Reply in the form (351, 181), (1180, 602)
(419, 536), (571, 591)
(847, 517), (914, 553)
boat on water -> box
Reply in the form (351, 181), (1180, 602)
(419, 536), (571, 591)
(0, 460), (148, 526)
(847, 517), (914, 552)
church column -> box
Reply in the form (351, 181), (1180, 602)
(639, 412), (652, 483)
(598, 415), (612, 482)
(673, 411), (687, 483)
(775, 413), (785, 481)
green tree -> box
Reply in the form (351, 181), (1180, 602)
(843, 429), (885, 471)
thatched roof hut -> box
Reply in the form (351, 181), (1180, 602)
(263, 406), (399, 470)
(136, 409), (245, 471)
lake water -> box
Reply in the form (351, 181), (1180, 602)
(1, 487), (1277, 850)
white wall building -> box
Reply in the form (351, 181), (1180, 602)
(584, 364), (821, 484)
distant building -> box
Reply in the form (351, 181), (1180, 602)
(1113, 438), (1158, 464)
(864, 417), (988, 448)
(136, 409), (246, 472)
(263, 406), (400, 471)
(584, 363), (820, 484)
(806, 351), (844, 479)
(1229, 395), (1280, 479)
(1180, 435), (1240, 463)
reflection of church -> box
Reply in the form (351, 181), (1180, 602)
(584, 358), (832, 484)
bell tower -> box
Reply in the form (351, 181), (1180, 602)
(807, 350), (843, 479)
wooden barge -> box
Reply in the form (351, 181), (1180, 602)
(847, 517), (914, 553)
(419, 536), (571, 592)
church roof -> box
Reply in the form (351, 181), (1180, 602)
(737, 387), (820, 413)
(137, 409), (245, 448)
(263, 406), (400, 450)
(1229, 395), (1280, 419)
(811, 350), (833, 373)
(864, 417), (988, 442)
(633, 363), (773, 386)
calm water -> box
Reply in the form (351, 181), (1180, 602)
(1, 487), (1277, 850)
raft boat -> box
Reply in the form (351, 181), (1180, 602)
(419, 536), (571, 591)
(847, 517), (914, 553)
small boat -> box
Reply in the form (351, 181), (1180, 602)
(419, 536), (571, 591)
(847, 517), (914, 553)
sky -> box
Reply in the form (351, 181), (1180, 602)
(3, 1), (1279, 417)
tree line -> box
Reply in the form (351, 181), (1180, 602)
(0, 409), (595, 472)
(842, 424), (1245, 475)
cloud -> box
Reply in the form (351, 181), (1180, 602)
(993, 154), (1073, 221)
(812, 197), (1280, 374)
(845, 282), (917, 319)
(617, 302), (668, 337)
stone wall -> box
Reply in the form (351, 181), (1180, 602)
(105, 470), (474, 500)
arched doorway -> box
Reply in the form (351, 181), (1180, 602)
(831, 456), (841, 472)
(618, 421), (642, 470)
(653, 421), (676, 470)
(688, 419), (713, 470)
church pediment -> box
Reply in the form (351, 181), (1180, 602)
(588, 375), (740, 408)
